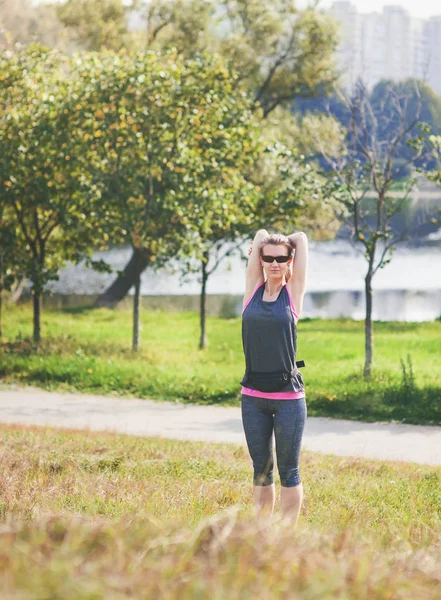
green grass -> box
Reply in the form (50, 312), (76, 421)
(1, 303), (441, 424)
(0, 424), (440, 598)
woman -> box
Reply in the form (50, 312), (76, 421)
(241, 229), (308, 526)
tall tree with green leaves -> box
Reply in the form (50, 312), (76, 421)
(0, 45), (105, 342)
(178, 163), (261, 350)
(69, 49), (261, 351)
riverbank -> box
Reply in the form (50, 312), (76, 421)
(1, 305), (440, 425)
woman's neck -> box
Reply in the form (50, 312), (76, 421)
(265, 278), (285, 296)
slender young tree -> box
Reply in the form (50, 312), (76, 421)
(316, 82), (435, 377)
(179, 141), (325, 349)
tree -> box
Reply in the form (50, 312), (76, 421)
(371, 79), (441, 133)
(218, 0), (338, 117)
(179, 170), (260, 350)
(370, 79), (441, 171)
(142, 0), (215, 53)
(315, 82), (435, 377)
(257, 107), (344, 239)
(143, 0), (339, 117)
(0, 0), (69, 50)
(96, 0), (341, 304)
(56, 0), (139, 51)
(0, 203), (21, 338)
(69, 49), (260, 351)
(0, 46), (103, 342)
(295, 78), (441, 171)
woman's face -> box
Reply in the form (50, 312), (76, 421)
(260, 244), (292, 279)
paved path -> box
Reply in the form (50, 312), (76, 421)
(1, 387), (441, 466)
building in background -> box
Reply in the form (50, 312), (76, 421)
(328, 1), (362, 89)
(425, 16), (441, 95)
(330, 2), (441, 93)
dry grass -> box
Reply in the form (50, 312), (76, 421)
(0, 423), (440, 598)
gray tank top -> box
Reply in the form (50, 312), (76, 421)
(241, 283), (304, 393)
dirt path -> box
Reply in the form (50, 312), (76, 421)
(1, 387), (441, 466)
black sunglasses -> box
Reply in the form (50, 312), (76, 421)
(261, 255), (290, 263)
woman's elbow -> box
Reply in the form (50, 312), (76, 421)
(254, 229), (268, 241)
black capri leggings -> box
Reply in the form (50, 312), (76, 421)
(241, 394), (307, 488)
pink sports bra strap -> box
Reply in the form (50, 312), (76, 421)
(285, 286), (299, 322)
(242, 282), (264, 314)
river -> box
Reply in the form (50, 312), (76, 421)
(47, 236), (441, 322)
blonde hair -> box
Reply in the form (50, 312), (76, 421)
(259, 233), (293, 281)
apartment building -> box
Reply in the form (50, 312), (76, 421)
(330, 2), (441, 94)
(425, 16), (441, 94)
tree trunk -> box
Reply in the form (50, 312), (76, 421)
(33, 290), (41, 344)
(364, 273), (373, 378)
(0, 253), (3, 338)
(94, 247), (150, 308)
(10, 279), (25, 303)
(199, 254), (209, 350)
(132, 271), (141, 353)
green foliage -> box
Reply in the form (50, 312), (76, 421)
(143, 0), (216, 54)
(0, 44), (270, 344)
(66, 48), (264, 348)
(68, 49), (260, 257)
(218, 0), (339, 117)
(371, 78), (441, 134)
(56, 0), (135, 51)
(0, 45), (112, 340)
(0, 212), (21, 296)
(119, 0), (340, 120)
(0, 0), (67, 50)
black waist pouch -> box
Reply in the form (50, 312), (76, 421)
(241, 362), (305, 393)
(244, 370), (293, 393)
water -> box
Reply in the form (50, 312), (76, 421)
(48, 239), (441, 321)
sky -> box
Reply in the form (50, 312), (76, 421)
(33, 0), (441, 19)
(301, 0), (441, 19)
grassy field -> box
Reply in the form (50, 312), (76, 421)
(1, 303), (441, 424)
(0, 424), (440, 598)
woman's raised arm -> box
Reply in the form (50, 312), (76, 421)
(243, 229), (268, 308)
(286, 232), (308, 318)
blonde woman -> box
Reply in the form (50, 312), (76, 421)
(241, 229), (308, 526)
